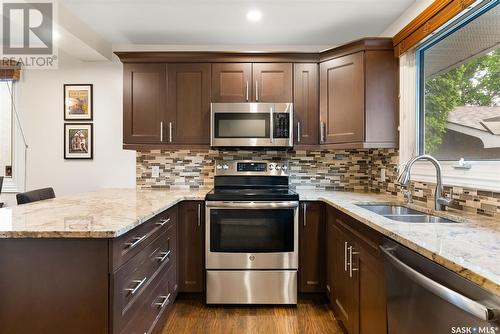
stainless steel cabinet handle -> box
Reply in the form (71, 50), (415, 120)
(168, 122), (173, 143)
(197, 203), (201, 227)
(297, 122), (301, 143)
(246, 81), (249, 101)
(303, 202), (307, 227)
(255, 80), (259, 101)
(348, 245), (360, 278)
(344, 242), (348, 272)
(155, 250), (171, 263)
(160, 121), (164, 142)
(124, 235), (146, 250)
(125, 277), (147, 295)
(270, 106), (274, 143)
(320, 122), (325, 143)
(154, 293), (171, 309)
(380, 246), (498, 321)
(156, 217), (171, 227)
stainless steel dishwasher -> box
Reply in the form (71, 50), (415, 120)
(380, 238), (500, 334)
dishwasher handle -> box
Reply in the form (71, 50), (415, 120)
(380, 245), (499, 321)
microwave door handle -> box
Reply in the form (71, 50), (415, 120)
(379, 245), (499, 321)
(270, 106), (274, 143)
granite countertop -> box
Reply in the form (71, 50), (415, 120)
(0, 188), (499, 296)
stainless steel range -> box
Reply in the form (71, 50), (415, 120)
(205, 160), (299, 304)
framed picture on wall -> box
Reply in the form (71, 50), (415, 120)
(64, 84), (93, 120)
(64, 123), (93, 159)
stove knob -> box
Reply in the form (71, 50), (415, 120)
(275, 165), (281, 170)
(269, 164), (274, 170)
(282, 165), (288, 171)
(222, 164), (229, 170)
(216, 164), (222, 170)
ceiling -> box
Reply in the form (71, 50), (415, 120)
(60, 0), (416, 51)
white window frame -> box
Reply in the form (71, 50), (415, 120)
(1, 80), (26, 193)
(399, 0), (500, 192)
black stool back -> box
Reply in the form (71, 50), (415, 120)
(16, 187), (55, 205)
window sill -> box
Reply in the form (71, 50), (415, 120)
(408, 161), (500, 192)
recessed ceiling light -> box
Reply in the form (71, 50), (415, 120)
(246, 10), (262, 22)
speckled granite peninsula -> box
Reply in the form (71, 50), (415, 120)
(1, 188), (499, 297)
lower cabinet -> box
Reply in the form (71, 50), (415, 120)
(178, 201), (205, 293)
(326, 205), (387, 334)
(299, 201), (325, 293)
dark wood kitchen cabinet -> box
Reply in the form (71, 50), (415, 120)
(178, 201), (205, 293)
(253, 63), (292, 102)
(326, 205), (387, 334)
(319, 39), (398, 148)
(293, 63), (319, 145)
(123, 63), (166, 144)
(167, 63), (211, 144)
(299, 201), (325, 293)
(0, 205), (179, 334)
(212, 63), (252, 102)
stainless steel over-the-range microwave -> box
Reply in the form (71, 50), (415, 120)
(210, 102), (293, 148)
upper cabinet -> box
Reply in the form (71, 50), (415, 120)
(211, 63), (292, 103)
(123, 63), (166, 144)
(253, 63), (292, 102)
(167, 63), (211, 144)
(319, 39), (398, 148)
(211, 63), (252, 102)
(293, 63), (319, 146)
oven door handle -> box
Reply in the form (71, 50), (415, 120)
(205, 201), (299, 209)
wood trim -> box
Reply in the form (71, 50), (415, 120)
(0, 60), (20, 81)
(114, 38), (393, 64)
(115, 51), (319, 63)
(393, 0), (476, 56)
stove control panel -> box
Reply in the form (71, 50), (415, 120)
(214, 160), (290, 176)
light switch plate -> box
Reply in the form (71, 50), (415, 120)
(152, 166), (160, 178)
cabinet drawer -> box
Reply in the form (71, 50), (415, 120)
(120, 264), (177, 334)
(112, 226), (177, 334)
(111, 206), (177, 271)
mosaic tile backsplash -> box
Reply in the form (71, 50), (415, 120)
(136, 148), (500, 217)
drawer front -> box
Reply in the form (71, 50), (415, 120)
(112, 206), (177, 271)
(112, 226), (177, 334)
(120, 264), (177, 334)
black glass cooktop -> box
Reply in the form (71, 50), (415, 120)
(205, 187), (299, 201)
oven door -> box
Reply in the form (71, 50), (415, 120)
(206, 201), (298, 269)
(210, 102), (293, 147)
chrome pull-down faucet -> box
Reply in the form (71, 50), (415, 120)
(397, 155), (454, 211)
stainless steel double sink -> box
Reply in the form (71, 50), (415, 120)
(356, 204), (460, 224)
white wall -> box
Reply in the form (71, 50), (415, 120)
(0, 52), (136, 206)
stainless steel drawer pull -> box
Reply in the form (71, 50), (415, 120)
(344, 242), (348, 272)
(197, 203), (201, 227)
(303, 202), (307, 227)
(154, 293), (171, 309)
(156, 217), (171, 227)
(156, 250), (171, 263)
(124, 235), (147, 249)
(348, 246), (360, 278)
(307, 281), (319, 285)
(125, 277), (147, 295)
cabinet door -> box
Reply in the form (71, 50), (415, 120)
(212, 63), (252, 102)
(299, 202), (325, 293)
(354, 242), (387, 334)
(123, 63), (166, 144)
(167, 63), (211, 144)
(293, 63), (319, 145)
(320, 52), (364, 144)
(178, 201), (205, 293)
(252, 63), (292, 102)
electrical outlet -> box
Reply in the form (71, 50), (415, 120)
(152, 166), (160, 178)
(380, 168), (386, 182)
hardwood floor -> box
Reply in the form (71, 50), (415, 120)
(161, 295), (343, 334)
